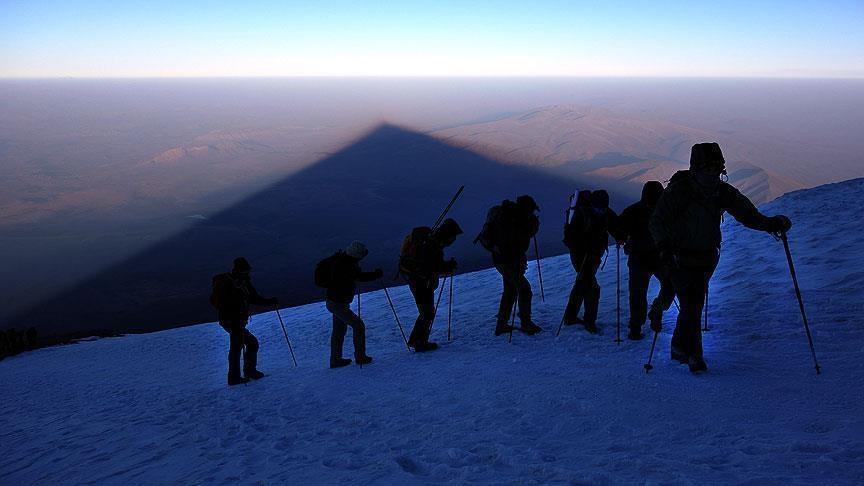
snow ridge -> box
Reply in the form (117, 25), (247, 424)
(1, 179), (863, 484)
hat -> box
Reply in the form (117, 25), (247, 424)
(590, 190), (609, 209)
(345, 241), (369, 260)
(435, 218), (464, 238)
(233, 257), (252, 272)
(516, 195), (540, 211)
(690, 142), (726, 171)
(641, 181), (664, 205)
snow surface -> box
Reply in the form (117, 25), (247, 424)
(2, 178), (864, 485)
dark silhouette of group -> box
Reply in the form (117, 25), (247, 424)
(209, 142), (793, 384)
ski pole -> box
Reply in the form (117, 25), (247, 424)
(533, 236), (546, 303)
(356, 287), (361, 318)
(432, 185), (465, 231)
(274, 308), (298, 367)
(615, 244), (622, 344)
(781, 233), (821, 375)
(448, 273), (454, 342)
(644, 331), (659, 373)
(382, 286), (412, 352)
(703, 285), (710, 332)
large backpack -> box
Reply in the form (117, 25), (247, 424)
(210, 273), (239, 310)
(475, 204), (509, 252)
(314, 252), (343, 288)
(399, 226), (433, 276)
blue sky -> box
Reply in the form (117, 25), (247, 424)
(1, 0), (862, 77)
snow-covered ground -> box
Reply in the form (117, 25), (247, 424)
(2, 178), (863, 485)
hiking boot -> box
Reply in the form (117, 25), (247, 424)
(245, 369), (265, 380)
(495, 324), (514, 336)
(228, 375), (251, 386)
(521, 321), (543, 335)
(355, 355), (373, 365)
(563, 316), (584, 326)
(330, 358), (352, 369)
(671, 346), (689, 364)
(414, 341), (439, 352)
(688, 356), (708, 374)
(628, 329), (644, 341)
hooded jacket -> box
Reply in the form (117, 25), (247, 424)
(616, 182), (664, 262)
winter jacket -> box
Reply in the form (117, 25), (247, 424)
(326, 253), (382, 304)
(617, 200), (659, 264)
(214, 273), (273, 324)
(491, 201), (540, 265)
(650, 170), (777, 267)
(404, 237), (456, 289)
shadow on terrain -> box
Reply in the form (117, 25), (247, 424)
(8, 124), (636, 336)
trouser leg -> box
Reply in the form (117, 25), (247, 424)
(221, 320), (248, 379)
(242, 328), (259, 374)
(579, 257), (601, 325)
(671, 267), (709, 358)
(628, 261), (652, 331)
(327, 300), (367, 360)
(495, 265), (517, 325)
(408, 282), (435, 346)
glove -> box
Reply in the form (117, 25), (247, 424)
(771, 215), (792, 234)
(373, 268), (384, 279)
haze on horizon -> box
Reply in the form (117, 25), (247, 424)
(2, 0), (863, 78)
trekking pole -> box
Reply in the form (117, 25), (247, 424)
(432, 185), (465, 231)
(615, 244), (622, 344)
(702, 286), (710, 332)
(533, 236), (546, 303)
(644, 331), (659, 373)
(356, 287), (361, 318)
(274, 308), (298, 367)
(448, 273), (454, 342)
(780, 232), (821, 375)
(509, 294), (518, 343)
(428, 275), (449, 334)
(382, 286), (412, 352)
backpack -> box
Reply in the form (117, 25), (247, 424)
(563, 206), (591, 250)
(475, 204), (507, 252)
(314, 252), (342, 288)
(210, 273), (236, 310)
(399, 226), (433, 276)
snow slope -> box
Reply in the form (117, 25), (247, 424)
(2, 178), (863, 485)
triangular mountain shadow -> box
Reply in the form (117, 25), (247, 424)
(9, 124), (636, 336)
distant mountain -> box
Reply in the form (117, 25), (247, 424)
(432, 105), (801, 204)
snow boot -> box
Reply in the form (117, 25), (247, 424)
(228, 375), (250, 386)
(628, 329), (644, 341)
(671, 346), (689, 364)
(245, 369), (265, 380)
(495, 323), (514, 336)
(688, 356), (708, 374)
(414, 341), (439, 352)
(330, 358), (352, 369)
(521, 321), (543, 335)
(356, 355), (373, 366)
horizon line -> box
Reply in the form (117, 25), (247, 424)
(2, 74), (864, 81)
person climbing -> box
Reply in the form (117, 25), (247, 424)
(210, 257), (278, 386)
(562, 190), (592, 327)
(476, 195), (542, 336)
(650, 142), (792, 373)
(615, 181), (676, 340)
(399, 218), (463, 352)
(319, 241), (382, 368)
(562, 190), (618, 333)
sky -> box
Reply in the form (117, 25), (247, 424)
(1, 0), (862, 78)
